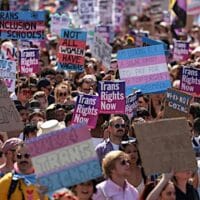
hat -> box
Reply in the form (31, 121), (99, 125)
(2, 138), (22, 153)
(37, 78), (51, 90)
(82, 74), (97, 82)
(37, 119), (65, 136)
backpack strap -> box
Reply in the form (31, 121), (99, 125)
(7, 172), (19, 200)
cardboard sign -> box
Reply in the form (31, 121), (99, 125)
(0, 59), (16, 92)
(92, 33), (112, 69)
(98, 80), (125, 114)
(57, 28), (87, 72)
(0, 80), (24, 133)
(164, 88), (192, 118)
(26, 123), (102, 193)
(95, 25), (114, 44)
(19, 48), (39, 75)
(72, 94), (99, 128)
(50, 13), (71, 35)
(134, 118), (197, 175)
(180, 67), (200, 96)
(173, 40), (189, 62)
(117, 44), (171, 95)
(125, 93), (138, 119)
(0, 11), (45, 40)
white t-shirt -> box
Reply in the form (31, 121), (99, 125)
(111, 142), (119, 151)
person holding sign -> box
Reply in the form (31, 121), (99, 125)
(93, 150), (139, 200)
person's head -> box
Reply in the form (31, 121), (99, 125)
(33, 91), (48, 110)
(108, 116), (126, 142)
(79, 75), (96, 94)
(37, 78), (52, 96)
(119, 138), (141, 166)
(138, 95), (149, 109)
(193, 117), (200, 136)
(16, 105), (29, 124)
(160, 181), (176, 200)
(71, 180), (96, 200)
(54, 83), (71, 104)
(174, 170), (193, 182)
(2, 138), (22, 163)
(15, 82), (31, 104)
(29, 111), (45, 125)
(136, 107), (151, 121)
(102, 150), (131, 180)
(40, 67), (56, 86)
(15, 143), (33, 174)
(54, 104), (66, 122)
(189, 102), (200, 122)
(53, 190), (78, 200)
(23, 123), (38, 140)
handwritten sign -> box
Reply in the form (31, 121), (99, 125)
(72, 94), (99, 128)
(0, 80), (24, 133)
(98, 81), (125, 114)
(26, 124), (102, 193)
(173, 40), (189, 62)
(164, 88), (192, 118)
(92, 33), (112, 69)
(0, 11), (45, 40)
(0, 59), (16, 92)
(134, 118), (197, 175)
(19, 48), (39, 75)
(125, 93), (138, 119)
(50, 13), (71, 35)
(117, 44), (171, 95)
(180, 67), (200, 96)
(57, 29), (87, 72)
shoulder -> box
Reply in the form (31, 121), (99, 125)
(0, 172), (12, 183)
(95, 140), (108, 150)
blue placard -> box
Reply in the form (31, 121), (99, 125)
(61, 29), (87, 41)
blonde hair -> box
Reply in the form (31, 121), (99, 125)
(109, 116), (124, 126)
(102, 150), (129, 179)
(54, 83), (71, 99)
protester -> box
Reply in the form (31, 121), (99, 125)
(93, 150), (139, 199)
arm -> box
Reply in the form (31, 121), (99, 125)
(0, 173), (12, 200)
(146, 172), (173, 200)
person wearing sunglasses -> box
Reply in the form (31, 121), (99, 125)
(0, 142), (49, 200)
(93, 150), (139, 200)
(95, 116), (126, 163)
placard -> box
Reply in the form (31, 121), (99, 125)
(72, 94), (99, 128)
(0, 80), (24, 133)
(92, 33), (112, 69)
(19, 48), (39, 75)
(173, 40), (189, 62)
(0, 11), (45, 40)
(95, 25), (114, 44)
(163, 88), (192, 118)
(125, 93), (138, 119)
(98, 80), (125, 114)
(57, 28), (87, 72)
(0, 59), (16, 92)
(26, 124), (102, 193)
(118, 44), (171, 95)
(134, 118), (197, 175)
(180, 67), (200, 96)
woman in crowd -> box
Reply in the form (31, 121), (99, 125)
(120, 138), (146, 194)
(93, 150), (139, 200)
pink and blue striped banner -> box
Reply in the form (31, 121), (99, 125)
(26, 123), (102, 193)
(117, 44), (171, 95)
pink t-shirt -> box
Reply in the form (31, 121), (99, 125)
(93, 179), (139, 200)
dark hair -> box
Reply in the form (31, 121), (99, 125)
(23, 124), (38, 140)
(189, 103), (200, 119)
(40, 67), (56, 77)
(193, 118), (200, 136)
(15, 82), (29, 94)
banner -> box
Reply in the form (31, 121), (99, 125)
(98, 80), (125, 114)
(125, 93), (138, 119)
(57, 28), (87, 72)
(180, 67), (200, 96)
(92, 33), (112, 69)
(117, 44), (171, 95)
(0, 59), (16, 92)
(187, 0), (200, 15)
(173, 40), (189, 61)
(50, 13), (71, 35)
(164, 88), (192, 118)
(0, 11), (45, 40)
(0, 80), (24, 133)
(19, 48), (39, 75)
(26, 124), (102, 193)
(72, 94), (99, 128)
(134, 118), (197, 175)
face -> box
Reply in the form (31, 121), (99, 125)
(138, 96), (148, 109)
(112, 156), (131, 178)
(160, 182), (176, 200)
(16, 145), (32, 174)
(19, 109), (29, 124)
(74, 181), (94, 200)
(175, 170), (192, 181)
(110, 118), (125, 139)
(46, 74), (55, 86)
(57, 89), (68, 104)
(81, 79), (94, 94)
(124, 144), (138, 165)
(37, 97), (48, 109)
(42, 85), (52, 96)
(55, 109), (66, 122)
(18, 88), (31, 103)
(30, 114), (44, 125)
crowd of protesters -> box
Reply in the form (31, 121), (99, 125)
(0, 0), (200, 200)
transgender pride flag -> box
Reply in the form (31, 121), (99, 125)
(117, 44), (171, 95)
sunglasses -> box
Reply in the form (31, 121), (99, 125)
(114, 124), (125, 129)
(120, 159), (131, 166)
(58, 92), (67, 97)
(16, 153), (31, 159)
